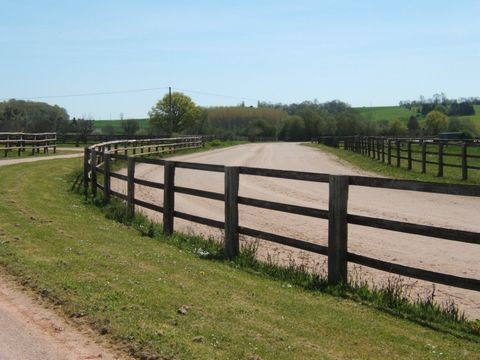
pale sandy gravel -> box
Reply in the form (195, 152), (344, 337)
(0, 152), (83, 167)
(0, 274), (128, 360)
(111, 142), (480, 319)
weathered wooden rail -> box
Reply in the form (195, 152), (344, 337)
(316, 136), (480, 180)
(84, 145), (480, 291)
(0, 132), (57, 156)
(84, 136), (204, 197)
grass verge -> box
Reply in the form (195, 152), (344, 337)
(305, 143), (480, 184)
(0, 158), (479, 359)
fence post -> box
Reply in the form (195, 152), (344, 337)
(461, 143), (468, 180)
(328, 175), (349, 285)
(376, 137), (381, 160)
(127, 156), (136, 217)
(407, 141), (412, 170)
(396, 140), (401, 167)
(224, 166), (240, 259)
(90, 148), (97, 197)
(421, 141), (427, 173)
(103, 152), (111, 202)
(437, 143), (444, 177)
(387, 139), (392, 165)
(83, 148), (90, 194)
(381, 138), (385, 163)
(163, 161), (176, 236)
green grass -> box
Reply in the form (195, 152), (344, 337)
(463, 105), (480, 124)
(93, 119), (149, 134)
(1, 159), (480, 358)
(355, 106), (417, 122)
(307, 143), (480, 184)
(355, 105), (480, 126)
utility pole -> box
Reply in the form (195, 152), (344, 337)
(168, 86), (173, 136)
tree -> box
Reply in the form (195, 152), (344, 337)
(102, 124), (116, 136)
(388, 119), (407, 136)
(121, 119), (140, 137)
(75, 119), (95, 144)
(278, 116), (306, 141)
(424, 111), (448, 135)
(407, 115), (419, 134)
(448, 117), (478, 138)
(0, 99), (69, 133)
(149, 92), (200, 135)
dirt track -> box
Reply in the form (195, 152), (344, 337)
(0, 275), (125, 360)
(113, 142), (480, 318)
(0, 152), (83, 167)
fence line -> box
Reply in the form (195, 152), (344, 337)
(316, 136), (480, 180)
(0, 132), (57, 157)
(83, 146), (480, 292)
(85, 136), (204, 197)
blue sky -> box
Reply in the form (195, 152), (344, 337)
(1, 0), (479, 119)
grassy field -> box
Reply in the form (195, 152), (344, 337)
(355, 106), (417, 122)
(93, 118), (149, 134)
(307, 143), (480, 184)
(355, 105), (480, 126)
(0, 159), (479, 358)
(464, 105), (480, 124)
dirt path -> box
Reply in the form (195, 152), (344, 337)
(0, 153), (83, 167)
(112, 142), (480, 318)
(0, 275), (126, 360)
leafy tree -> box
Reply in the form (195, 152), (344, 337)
(448, 117), (478, 138)
(388, 119), (407, 136)
(0, 99), (69, 132)
(149, 92), (200, 135)
(102, 124), (116, 136)
(278, 116), (306, 141)
(424, 111), (448, 135)
(75, 119), (95, 143)
(121, 119), (140, 137)
(407, 115), (420, 134)
(244, 119), (276, 141)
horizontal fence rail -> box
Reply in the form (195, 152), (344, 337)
(315, 136), (480, 181)
(0, 132), (57, 156)
(84, 136), (204, 197)
(84, 144), (480, 293)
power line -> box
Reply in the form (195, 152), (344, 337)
(174, 87), (260, 103)
(0, 86), (170, 101)
(1, 85), (262, 105)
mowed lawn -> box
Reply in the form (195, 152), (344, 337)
(0, 159), (479, 359)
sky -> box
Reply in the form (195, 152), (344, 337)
(1, 0), (479, 119)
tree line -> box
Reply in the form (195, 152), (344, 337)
(1, 93), (478, 141)
(399, 93), (479, 117)
(0, 99), (69, 133)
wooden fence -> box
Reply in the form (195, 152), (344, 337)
(58, 133), (216, 146)
(0, 132), (57, 156)
(83, 145), (480, 290)
(84, 136), (204, 197)
(316, 136), (480, 180)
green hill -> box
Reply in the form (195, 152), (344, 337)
(355, 105), (480, 128)
(92, 118), (149, 134)
(354, 106), (417, 122)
